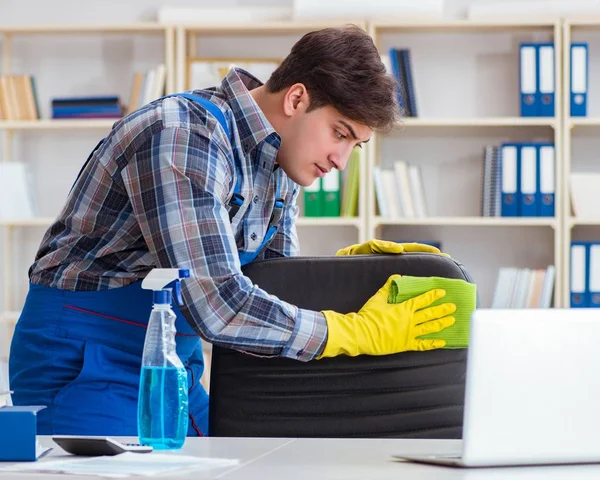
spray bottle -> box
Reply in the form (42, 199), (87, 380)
(138, 268), (190, 450)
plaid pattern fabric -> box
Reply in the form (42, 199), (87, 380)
(29, 68), (327, 361)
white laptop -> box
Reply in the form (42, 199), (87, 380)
(395, 308), (600, 467)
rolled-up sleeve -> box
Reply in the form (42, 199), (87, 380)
(121, 126), (327, 361)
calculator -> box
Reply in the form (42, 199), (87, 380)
(52, 435), (153, 456)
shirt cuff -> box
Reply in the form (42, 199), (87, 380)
(280, 308), (328, 361)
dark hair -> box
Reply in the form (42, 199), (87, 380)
(266, 25), (398, 132)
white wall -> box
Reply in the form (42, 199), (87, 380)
(2, 0), (575, 24)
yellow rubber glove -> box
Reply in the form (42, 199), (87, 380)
(317, 274), (457, 359)
(336, 239), (442, 256)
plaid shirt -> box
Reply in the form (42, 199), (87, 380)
(30, 68), (327, 361)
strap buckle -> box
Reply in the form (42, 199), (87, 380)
(228, 193), (245, 221)
(268, 198), (285, 228)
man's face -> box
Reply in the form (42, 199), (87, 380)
(277, 98), (372, 187)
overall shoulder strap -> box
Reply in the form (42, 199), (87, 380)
(172, 92), (230, 138)
(169, 92), (243, 218)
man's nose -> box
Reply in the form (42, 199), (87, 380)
(329, 145), (353, 171)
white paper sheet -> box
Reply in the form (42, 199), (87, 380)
(0, 452), (239, 478)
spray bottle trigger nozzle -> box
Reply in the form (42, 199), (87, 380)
(179, 269), (190, 279)
(174, 281), (183, 306)
(164, 280), (184, 306)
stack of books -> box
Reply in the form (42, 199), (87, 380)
(51, 96), (123, 119)
(373, 161), (428, 218)
(491, 266), (555, 308)
(481, 143), (555, 218)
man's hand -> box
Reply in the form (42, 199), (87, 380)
(317, 274), (456, 358)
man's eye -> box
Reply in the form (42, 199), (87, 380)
(334, 130), (346, 140)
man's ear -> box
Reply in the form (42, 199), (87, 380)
(283, 83), (309, 117)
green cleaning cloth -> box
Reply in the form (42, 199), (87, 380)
(388, 276), (477, 349)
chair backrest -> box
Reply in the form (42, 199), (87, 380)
(209, 253), (474, 438)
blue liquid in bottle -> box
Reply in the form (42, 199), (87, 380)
(138, 298), (189, 450)
(138, 365), (188, 450)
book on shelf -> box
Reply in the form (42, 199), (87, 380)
(0, 163), (37, 220)
(384, 166), (403, 217)
(126, 64), (166, 115)
(373, 161), (428, 218)
(0, 75), (40, 121)
(491, 266), (555, 309)
(481, 145), (501, 217)
(381, 48), (418, 117)
(303, 178), (322, 217)
(340, 149), (360, 217)
(321, 170), (341, 217)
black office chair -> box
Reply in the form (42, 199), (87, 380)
(209, 253), (473, 438)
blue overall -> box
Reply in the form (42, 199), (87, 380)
(9, 93), (284, 436)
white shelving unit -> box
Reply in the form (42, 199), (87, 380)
(0, 23), (175, 326)
(400, 117), (557, 127)
(562, 17), (600, 307)
(174, 20), (370, 254)
(368, 19), (563, 307)
(1, 17), (592, 354)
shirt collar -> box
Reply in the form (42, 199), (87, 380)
(220, 67), (281, 158)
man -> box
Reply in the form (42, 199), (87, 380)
(9, 25), (456, 436)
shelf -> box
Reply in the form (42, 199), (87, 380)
(397, 117), (556, 128)
(296, 217), (362, 228)
(374, 217), (557, 228)
(370, 18), (559, 32)
(0, 119), (118, 130)
(0, 311), (19, 323)
(569, 217), (600, 228)
(0, 23), (167, 34)
(568, 118), (600, 128)
(0, 217), (54, 227)
(565, 16), (600, 28)
(183, 20), (366, 35)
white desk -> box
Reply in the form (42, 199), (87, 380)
(3, 437), (600, 479)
